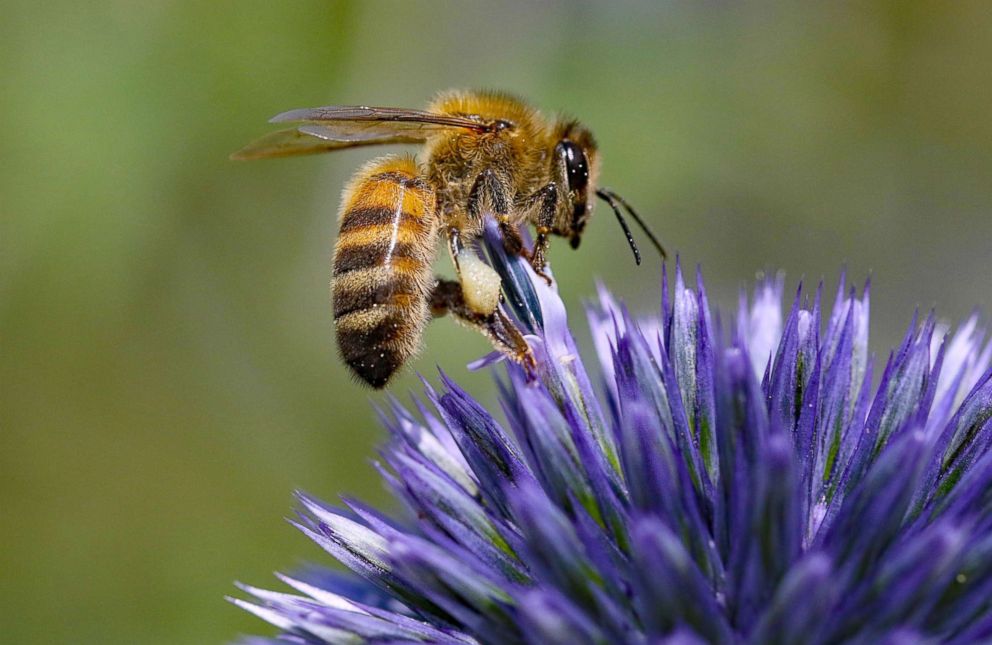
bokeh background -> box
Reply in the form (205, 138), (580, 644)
(3, 1), (992, 642)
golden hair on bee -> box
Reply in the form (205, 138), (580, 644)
(232, 89), (665, 387)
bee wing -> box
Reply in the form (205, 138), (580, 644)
(230, 126), (423, 160)
(268, 105), (495, 140)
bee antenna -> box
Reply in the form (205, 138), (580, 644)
(596, 188), (668, 260)
(595, 188), (641, 265)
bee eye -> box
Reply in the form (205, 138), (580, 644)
(557, 140), (588, 194)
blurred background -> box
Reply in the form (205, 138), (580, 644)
(2, 1), (991, 642)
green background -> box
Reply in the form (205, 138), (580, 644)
(3, 2), (991, 642)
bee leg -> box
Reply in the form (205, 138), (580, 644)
(447, 226), (466, 272)
(430, 278), (537, 379)
(467, 168), (528, 258)
(446, 227), (504, 317)
(521, 182), (558, 285)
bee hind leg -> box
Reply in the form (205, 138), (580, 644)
(429, 278), (537, 378)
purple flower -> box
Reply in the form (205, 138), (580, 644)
(231, 226), (992, 644)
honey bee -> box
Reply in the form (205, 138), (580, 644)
(233, 90), (664, 388)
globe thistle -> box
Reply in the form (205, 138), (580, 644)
(232, 224), (992, 644)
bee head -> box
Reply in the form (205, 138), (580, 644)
(552, 121), (599, 250)
(552, 120), (666, 265)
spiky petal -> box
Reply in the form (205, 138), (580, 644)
(234, 227), (992, 644)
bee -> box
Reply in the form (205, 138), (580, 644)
(232, 90), (665, 388)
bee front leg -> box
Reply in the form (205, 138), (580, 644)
(521, 182), (558, 284)
(429, 278), (537, 378)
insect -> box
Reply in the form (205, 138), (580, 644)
(232, 90), (665, 388)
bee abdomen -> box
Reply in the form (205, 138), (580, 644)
(332, 157), (437, 388)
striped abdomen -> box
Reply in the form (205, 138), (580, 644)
(332, 157), (438, 388)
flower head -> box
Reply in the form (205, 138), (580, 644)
(232, 226), (992, 644)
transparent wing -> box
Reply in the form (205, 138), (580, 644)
(267, 105), (494, 141)
(229, 127), (422, 160)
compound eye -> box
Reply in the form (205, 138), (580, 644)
(557, 140), (589, 194)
